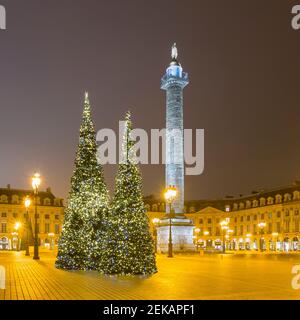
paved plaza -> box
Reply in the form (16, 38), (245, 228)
(0, 250), (300, 300)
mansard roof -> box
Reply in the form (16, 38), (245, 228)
(144, 181), (300, 212)
(0, 185), (64, 207)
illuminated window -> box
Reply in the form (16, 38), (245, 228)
(45, 223), (50, 233)
(1, 223), (7, 233)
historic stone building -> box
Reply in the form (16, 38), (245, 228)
(146, 181), (300, 252)
(0, 185), (64, 251)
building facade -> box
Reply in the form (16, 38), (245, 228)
(0, 185), (64, 251)
(146, 181), (300, 252)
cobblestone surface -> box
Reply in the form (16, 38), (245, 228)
(0, 250), (300, 300)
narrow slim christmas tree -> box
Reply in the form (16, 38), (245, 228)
(100, 112), (157, 275)
(56, 92), (109, 270)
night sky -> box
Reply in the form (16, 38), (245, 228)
(1, 0), (300, 201)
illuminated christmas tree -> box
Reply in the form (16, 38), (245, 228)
(99, 112), (157, 275)
(56, 93), (109, 270)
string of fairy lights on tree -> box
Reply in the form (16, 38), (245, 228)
(56, 95), (156, 275)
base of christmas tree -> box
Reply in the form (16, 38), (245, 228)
(156, 216), (195, 253)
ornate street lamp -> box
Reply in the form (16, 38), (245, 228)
(32, 173), (41, 260)
(164, 186), (177, 258)
(24, 196), (31, 256)
(13, 222), (21, 251)
(220, 219), (230, 253)
(258, 222), (266, 252)
(194, 228), (200, 250)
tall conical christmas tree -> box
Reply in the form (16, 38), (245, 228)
(56, 92), (109, 270)
(100, 112), (157, 275)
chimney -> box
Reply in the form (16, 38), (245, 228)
(7, 184), (11, 190)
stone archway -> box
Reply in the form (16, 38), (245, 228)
(0, 237), (8, 250)
(292, 237), (299, 251)
(283, 237), (290, 252)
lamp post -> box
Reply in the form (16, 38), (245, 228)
(152, 218), (160, 254)
(164, 186), (177, 258)
(194, 228), (200, 251)
(13, 222), (21, 251)
(32, 173), (41, 260)
(24, 196), (31, 256)
(220, 219), (229, 253)
(258, 222), (266, 252)
(227, 229), (233, 250)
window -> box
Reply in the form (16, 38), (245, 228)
(44, 198), (51, 206)
(240, 225), (243, 235)
(260, 198), (266, 206)
(1, 212), (7, 218)
(55, 224), (60, 234)
(285, 221), (290, 233)
(1, 223), (7, 233)
(13, 213), (18, 218)
(268, 212), (272, 219)
(275, 194), (282, 204)
(234, 217), (237, 223)
(36, 224), (40, 233)
(295, 210), (299, 216)
(207, 218), (212, 224)
(45, 223), (50, 233)
(215, 227), (220, 236)
(55, 215), (59, 220)
(276, 222), (281, 233)
(12, 195), (19, 204)
(240, 216), (244, 222)
(261, 214), (264, 220)
(267, 197), (274, 205)
(293, 191), (300, 200)
(234, 226), (237, 236)
(45, 214), (50, 220)
(0, 195), (8, 203)
(285, 210), (290, 217)
(284, 193), (291, 202)
(199, 219), (203, 224)
(268, 223), (272, 234)
(247, 215), (250, 221)
(253, 224), (257, 234)
(246, 225), (250, 232)
(277, 211), (281, 218)
(254, 215), (257, 221)
(295, 220), (300, 233)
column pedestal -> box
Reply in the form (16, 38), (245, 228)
(156, 215), (195, 253)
